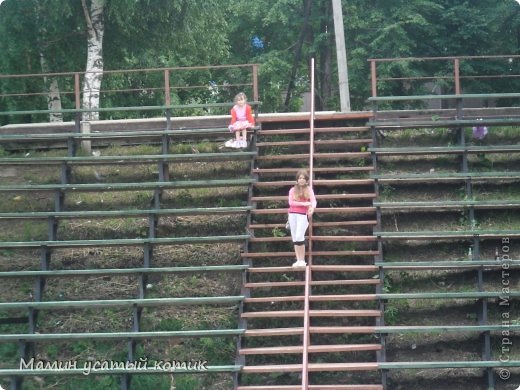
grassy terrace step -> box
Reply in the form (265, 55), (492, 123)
(0, 151), (257, 165)
(0, 178), (255, 192)
(0, 234), (249, 249)
(374, 230), (520, 239)
(369, 145), (520, 155)
(0, 265), (249, 278)
(239, 344), (381, 355)
(374, 200), (520, 209)
(0, 206), (251, 219)
(0, 329), (246, 342)
(241, 310), (381, 318)
(0, 296), (244, 310)
(0, 365), (241, 377)
(375, 260), (520, 269)
(370, 171), (520, 181)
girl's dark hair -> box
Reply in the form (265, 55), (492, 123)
(295, 169), (309, 182)
(293, 169), (310, 199)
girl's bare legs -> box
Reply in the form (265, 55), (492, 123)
(294, 244), (305, 262)
(242, 129), (248, 146)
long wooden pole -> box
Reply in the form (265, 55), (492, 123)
(332, 0), (351, 112)
(301, 57), (315, 390)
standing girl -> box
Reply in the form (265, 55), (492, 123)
(225, 92), (255, 148)
(288, 169), (317, 267)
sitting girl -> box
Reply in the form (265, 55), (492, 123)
(225, 92), (255, 148)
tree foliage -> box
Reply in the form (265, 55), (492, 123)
(1, 0), (520, 122)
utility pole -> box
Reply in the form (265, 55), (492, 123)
(331, 0), (351, 112)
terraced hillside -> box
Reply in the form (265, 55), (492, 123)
(0, 125), (254, 390)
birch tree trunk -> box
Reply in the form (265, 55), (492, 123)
(81, 0), (105, 121)
(40, 54), (63, 122)
(36, 1), (63, 122)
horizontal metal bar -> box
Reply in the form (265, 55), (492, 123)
(0, 329), (246, 342)
(0, 178), (256, 192)
(0, 296), (245, 310)
(0, 265), (249, 278)
(0, 235), (250, 248)
(0, 206), (252, 219)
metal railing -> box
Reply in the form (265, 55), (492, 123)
(368, 55), (520, 98)
(0, 63), (259, 124)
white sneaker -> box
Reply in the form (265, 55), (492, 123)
(292, 260), (306, 267)
(232, 140), (242, 149)
(224, 139), (235, 148)
(240, 140), (248, 148)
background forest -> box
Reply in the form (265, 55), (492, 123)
(1, 0), (520, 122)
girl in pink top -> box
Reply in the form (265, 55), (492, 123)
(288, 169), (316, 267)
(225, 92), (255, 149)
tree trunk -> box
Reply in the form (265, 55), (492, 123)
(40, 54), (63, 122)
(36, 2), (63, 122)
(81, 0), (105, 121)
